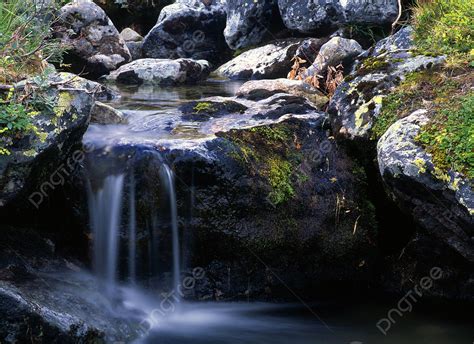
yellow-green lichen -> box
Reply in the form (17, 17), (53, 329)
(193, 102), (215, 113)
(414, 158), (427, 174)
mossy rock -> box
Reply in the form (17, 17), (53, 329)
(179, 100), (248, 122)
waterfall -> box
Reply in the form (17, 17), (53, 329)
(160, 164), (181, 294)
(128, 173), (136, 284)
(87, 151), (181, 299)
(88, 174), (125, 296)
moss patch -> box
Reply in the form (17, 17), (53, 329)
(222, 123), (304, 206)
(193, 102), (216, 114)
(371, 67), (473, 140)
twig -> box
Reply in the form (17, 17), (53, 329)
(392, 0), (403, 34)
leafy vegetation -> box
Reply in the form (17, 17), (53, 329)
(413, 0), (474, 65)
(0, 1), (68, 154)
(0, 0), (66, 84)
(416, 93), (474, 180)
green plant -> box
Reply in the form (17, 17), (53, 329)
(413, 0), (474, 61)
(0, 0), (67, 83)
(416, 93), (474, 179)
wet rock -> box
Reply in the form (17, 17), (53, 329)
(142, 0), (230, 66)
(224, 0), (283, 50)
(216, 38), (318, 80)
(377, 111), (474, 300)
(304, 37), (363, 77)
(120, 28), (143, 42)
(328, 27), (446, 140)
(0, 226), (140, 342)
(237, 78), (328, 109)
(85, 105), (378, 299)
(106, 58), (211, 86)
(53, 1), (131, 78)
(91, 102), (127, 125)
(180, 99), (248, 121)
(278, 0), (399, 35)
(0, 73), (99, 210)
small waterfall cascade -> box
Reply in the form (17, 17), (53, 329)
(88, 174), (125, 296)
(159, 164), (181, 294)
(128, 173), (137, 285)
(86, 152), (181, 299)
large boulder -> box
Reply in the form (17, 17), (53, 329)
(0, 73), (108, 210)
(106, 58), (210, 85)
(142, 0), (230, 66)
(278, 0), (399, 35)
(377, 111), (474, 299)
(224, 0), (283, 50)
(328, 27), (446, 141)
(216, 38), (327, 80)
(82, 88), (378, 299)
(53, 1), (131, 78)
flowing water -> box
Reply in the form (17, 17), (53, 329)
(83, 81), (474, 343)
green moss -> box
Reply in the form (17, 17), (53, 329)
(357, 56), (390, 76)
(371, 69), (465, 140)
(193, 102), (215, 113)
(416, 93), (474, 179)
(224, 123), (304, 206)
(266, 157), (295, 205)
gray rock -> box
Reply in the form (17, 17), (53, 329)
(142, 0), (230, 66)
(0, 73), (99, 209)
(236, 78), (328, 108)
(126, 41), (143, 61)
(377, 110), (474, 300)
(328, 27), (446, 140)
(216, 38), (316, 80)
(378, 111), (474, 263)
(53, 1), (131, 78)
(224, 0), (282, 50)
(278, 0), (399, 34)
(120, 28), (143, 42)
(91, 102), (127, 125)
(106, 58), (211, 85)
(304, 37), (363, 77)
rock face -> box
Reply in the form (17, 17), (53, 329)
(54, 1), (131, 78)
(278, 0), (399, 34)
(328, 27), (446, 140)
(106, 58), (210, 85)
(0, 73), (105, 210)
(224, 0), (283, 50)
(377, 111), (474, 299)
(142, 0), (230, 66)
(120, 28), (144, 61)
(216, 38), (326, 80)
(83, 84), (378, 299)
(236, 78), (328, 109)
(304, 37), (363, 77)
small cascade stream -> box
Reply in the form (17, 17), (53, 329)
(88, 174), (125, 296)
(79, 82), (473, 344)
(86, 154), (182, 300)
